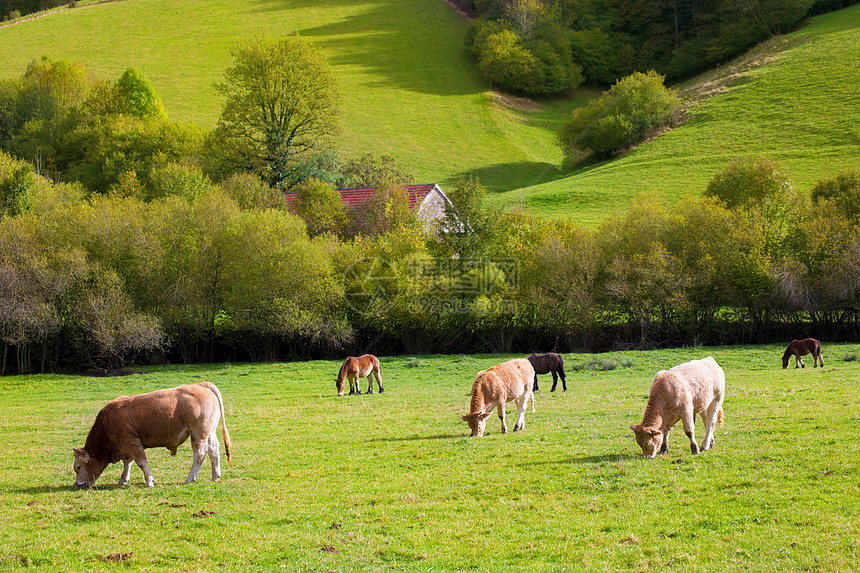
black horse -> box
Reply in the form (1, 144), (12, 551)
(527, 353), (567, 392)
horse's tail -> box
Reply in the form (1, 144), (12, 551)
(717, 407), (725, 427)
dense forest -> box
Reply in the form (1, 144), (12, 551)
(458, 0), (860, 94)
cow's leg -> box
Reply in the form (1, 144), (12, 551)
(513, 396), (528, 431)
(495, 403), (508, 434)
(130, 446), (155, 487)
(659, 432), (669, 455)
(206, 430), (222, 482)
(550, 371), (558, 392)
(533, 373), (539, 392)
(681, 407), (699, 454)
(559, 369), (567, 392)
(185, 435), (208, 484)
(700, 404), (719, 451)
(118, 458), (132, 486)
(366, 375), (373, 394)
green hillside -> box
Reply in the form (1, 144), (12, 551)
(0, 1), (858, 226)
(0, 0), (570, 193)
(503, 4), (860, 225)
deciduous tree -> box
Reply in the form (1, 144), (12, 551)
(211, 36), (340, 189)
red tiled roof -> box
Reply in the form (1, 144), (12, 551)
(284, 184), (436, 212)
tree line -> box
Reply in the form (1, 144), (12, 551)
(2, 144), (859, 374)
(460, 0), (859, 95)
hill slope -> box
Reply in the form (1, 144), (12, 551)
(491, 5), (860, 225)
(0, 0), (570, 193)
(0, 1), (858, 226)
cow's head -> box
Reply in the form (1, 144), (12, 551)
(73, 448), (107, 487)
(335, 378), (345, 396)
(461, 412), (493, 437)
(630, 424), (663, 458)
(782, 354), (790, 369)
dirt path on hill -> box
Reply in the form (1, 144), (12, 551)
(0, 0), (119, 29)
(442, 0), (473, 21)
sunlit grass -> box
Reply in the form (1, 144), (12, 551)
(1, 345), (858, 571)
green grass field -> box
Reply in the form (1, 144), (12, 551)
(0, 1), (857, 226)
(2, 346), (859, 571)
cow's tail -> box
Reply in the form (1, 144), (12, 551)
(205, 382), (233, 467)
(717, 407), (725, 427)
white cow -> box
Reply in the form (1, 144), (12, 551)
(630, 357), (725, 458)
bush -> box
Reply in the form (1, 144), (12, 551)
(560, 70), (680, 158)
(811, 168), (860, 224)
(468, 19), (582, 96)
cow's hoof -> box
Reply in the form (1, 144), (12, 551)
(117, 479), (128, 486)
(379, 388), (384, 393)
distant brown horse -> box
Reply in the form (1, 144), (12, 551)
(782, 338), (824, 369)
(336, 354), (383, 395)
(527, 353), (567, 392)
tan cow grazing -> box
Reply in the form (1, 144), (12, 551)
(73, 381), (232, 488)
(462, 358), (535, 437)
(630, 357), (725, 458)
(335, 354), (383, 396)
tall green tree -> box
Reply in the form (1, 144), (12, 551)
(210, 36), (341, 190)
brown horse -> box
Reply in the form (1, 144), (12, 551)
(782, 338), (824, 369)
(527, 352), (567, 392)
(335, 354), (383, 395)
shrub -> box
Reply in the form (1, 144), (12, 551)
(559, 70), (680, 158)
(468, 19), (582, 96)
(811, 168), (860, 224)
(477, 29), (542, 94)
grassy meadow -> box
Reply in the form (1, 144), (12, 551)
(2, 345), (859, 571)
(1, 2), (858, 225)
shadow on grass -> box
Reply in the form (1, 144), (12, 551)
(11, 484), (94, 494)
(249, 0), (483, 96)
(369, 433), (462, 442)
(522, 453), (635, 466)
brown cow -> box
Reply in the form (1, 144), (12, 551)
(335, 354), (383, 396)
(73, 381), (232, 488)
(461, 358), (535, 437)
(782, 338), (824, 369)
(630, 357), (725, 458)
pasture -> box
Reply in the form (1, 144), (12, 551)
(1, 345), (858, 571)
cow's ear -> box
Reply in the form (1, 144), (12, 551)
(73, 448), (90, 463)
(477, 412), (493, 420)
(644, 427), (661, 436)
(629, 424), (640, 433)
(461, 414), (471, 422)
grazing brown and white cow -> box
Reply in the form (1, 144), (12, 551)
(782, 338), (824, 369)
(630, 357), (725, 458)
(461, 358), (535, 437)
(335, 354), (383, 396)
(73, 381), (232, 488)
